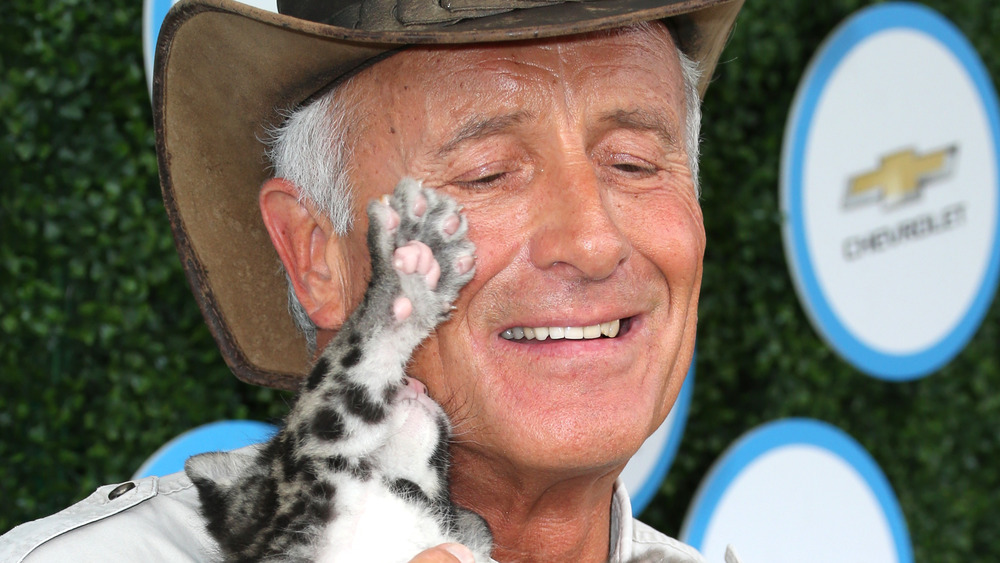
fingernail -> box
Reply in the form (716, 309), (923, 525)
(441, 543), (475, 563)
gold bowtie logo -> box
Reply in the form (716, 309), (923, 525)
(845, 146), (957, 209)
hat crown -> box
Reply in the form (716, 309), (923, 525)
(278, 0), (581, 29)
(277, 0), (358, 25)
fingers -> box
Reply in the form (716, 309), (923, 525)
(408, 543), (476, 563)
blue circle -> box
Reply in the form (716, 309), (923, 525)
(629, 364), (694, 515)
(781, 2), (1000, 380)
(143, 0), (175, 91)
(681, 418), (913, 563)
(132, 420), (277, 479)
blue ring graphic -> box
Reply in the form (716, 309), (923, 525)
(132, 420), (278, 479)
(681, 418), (913, 563)
(781, 2), (1000, 380)
(629, 364), (694, 515)
(143, 0), (175, 89)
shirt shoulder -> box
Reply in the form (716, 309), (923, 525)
(609, 479), (706, 563)
(631, 519), (708, 563)
(0, 471), (217, 563)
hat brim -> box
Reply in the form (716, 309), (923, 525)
(153, 0), (743, 390)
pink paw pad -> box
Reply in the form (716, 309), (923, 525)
(379, 195), (400, 231)
(455, 254), (475, 275)
(392, 241), (441, 289)
(412, 194), (427, 217)
(393, 296), (413, 321)
(443, 214), (460, 236)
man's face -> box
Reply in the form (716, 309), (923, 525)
(334, 24), (704, 476)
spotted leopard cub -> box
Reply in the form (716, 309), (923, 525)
(185, 178), (491, 562)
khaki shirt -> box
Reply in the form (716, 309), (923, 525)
(1, 469), (707, 562)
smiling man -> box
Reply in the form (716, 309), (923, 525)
(0, 0), (741, 561)
(260, 27), (705, 561)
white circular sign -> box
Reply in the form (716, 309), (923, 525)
(780, 3), (1000, 380)
(620, 364), (694, 515)
(681, 419), (912, 563)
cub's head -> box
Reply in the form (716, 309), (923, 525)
(376, 376), (451, 499)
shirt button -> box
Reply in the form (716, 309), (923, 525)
(108, 482), (136, 500)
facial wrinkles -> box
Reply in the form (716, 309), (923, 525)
(384, 60), (535, 182)
(511, 41), (693, 395)
(547, 34), (687, 190)
(476, 253), (659, 338)
(545, 51), (658, 282)
(453, 41), (678, 315)
(343, 33), (701, 463)
(409, 49), (680, 327)
(572, 32), (687, 165)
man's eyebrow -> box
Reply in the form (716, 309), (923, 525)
(436, 111), (534, 157)
(599, 108), (680, 150)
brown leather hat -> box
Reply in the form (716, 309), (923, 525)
(153, 0), (743, 390)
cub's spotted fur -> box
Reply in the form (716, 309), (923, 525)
(185, 179), (491, 562)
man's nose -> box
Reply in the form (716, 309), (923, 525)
(528, 164), (630, 281)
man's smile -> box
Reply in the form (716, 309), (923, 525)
(499, 316), (633, 341)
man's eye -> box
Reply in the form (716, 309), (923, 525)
(472, 172), (507, 184)
(613, 163), (651, 174)
(611, 162), (658, 176)
(454, 171), (508, 190)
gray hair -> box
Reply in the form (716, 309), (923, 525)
(264, 79), (359, 354)
(266, 37), (703, 352)
(679, 49), (703, 194)
(266, 81), (359, 236)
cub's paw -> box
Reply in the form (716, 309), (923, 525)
(366, 178), (475, 327)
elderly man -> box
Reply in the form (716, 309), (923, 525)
(0, 0), (741, 561)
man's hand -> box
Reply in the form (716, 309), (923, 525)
(409, 543), (477, 563)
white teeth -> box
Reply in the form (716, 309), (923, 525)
(501, 319), (624, 341)
(602, 319), (620, 338)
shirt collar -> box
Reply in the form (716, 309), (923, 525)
(609, 478), (635, 562)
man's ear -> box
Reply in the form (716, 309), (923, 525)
(259, 178), (349, 330)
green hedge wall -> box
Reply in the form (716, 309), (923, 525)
(2, 1), (998, 561)
(0, 0), (292, 530)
